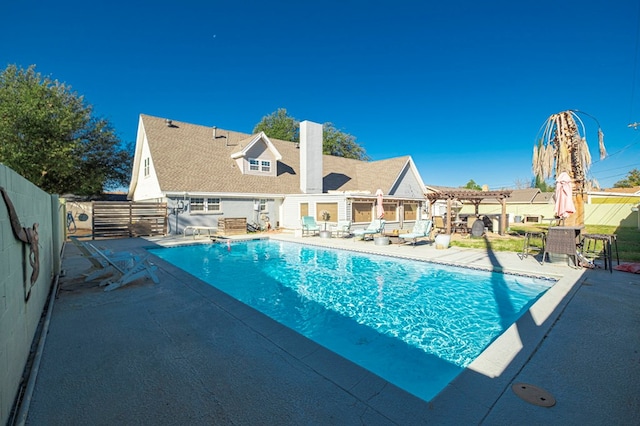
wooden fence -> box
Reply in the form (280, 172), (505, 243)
(92, 201), (167, 239)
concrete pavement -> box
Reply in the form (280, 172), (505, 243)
(20, 233), (640, 425)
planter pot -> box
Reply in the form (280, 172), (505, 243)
(435, 234), (450, 249)
(388, 236), (401, 244)
(319, 230), (332, 238)
(374, 236), (390, 246)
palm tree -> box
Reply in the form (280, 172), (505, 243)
(532, 110), (606, 226)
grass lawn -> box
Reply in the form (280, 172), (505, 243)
(450, 224), (640, 262)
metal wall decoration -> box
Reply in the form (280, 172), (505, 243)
(0, 187), (40, 301)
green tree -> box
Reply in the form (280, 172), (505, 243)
(253, 108), (369, 161)
(0, 64), (131, 195)
(322, 122), (369, 160)
(533, 175), (553, 192)
(463, 179), (482, 190)
(613, 168), (640, 188)
(253, 108), (299, 142)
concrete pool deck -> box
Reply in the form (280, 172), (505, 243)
(19, 233), (640, 425)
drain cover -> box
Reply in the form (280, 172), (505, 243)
(512, 383), (556, 407)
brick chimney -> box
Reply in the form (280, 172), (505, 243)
(299, 120), (323, 194)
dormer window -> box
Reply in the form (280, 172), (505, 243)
(231, 132), (282, 177)
(248, 158), (271, 173)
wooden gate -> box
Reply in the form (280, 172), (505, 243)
(92, 201), (167, 239)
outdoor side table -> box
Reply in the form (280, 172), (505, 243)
(581, 233), (619, 273)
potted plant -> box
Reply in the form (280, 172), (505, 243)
(321, 210), (330, 230)
(319, 210), (331, 238)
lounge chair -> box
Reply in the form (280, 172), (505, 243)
(353, 219), (385, 241)
(87, 243), (160, 291)
(301, 216), (321, 236)
(331, 220), (352, 237)
(399, 219), (433, 246)
(69, 236), (136, 282)
(433, 216), (446, 233)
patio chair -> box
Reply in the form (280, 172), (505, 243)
(399, 219), (433, 246)
(433, 216), (446, 233)
(87, 243), (160, 291)
(301, 216), (321, 236)
(353, 219), (385, 241)
(69, 236), (137, 283)
(331, 220), (352, 237)
(466, 216), (477, 234)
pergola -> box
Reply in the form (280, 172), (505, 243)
(426, 189), (513, 235)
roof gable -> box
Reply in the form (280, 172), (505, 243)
(230, 132), (282, 161)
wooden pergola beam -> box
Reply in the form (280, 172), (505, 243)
(426, 189), (513, 236)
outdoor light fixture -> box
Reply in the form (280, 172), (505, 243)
(173, 200), (185, 234)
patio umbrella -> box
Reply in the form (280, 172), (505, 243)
(554, 172), (575, 219)
(375, 189), (385, 219)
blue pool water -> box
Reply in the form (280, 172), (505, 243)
(148, 239), (555, 401)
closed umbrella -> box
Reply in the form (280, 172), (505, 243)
(554, 172), (575, 219)
(375, 189), (385, 219)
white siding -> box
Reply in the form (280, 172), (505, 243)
(390, 164), (425, 198)
(132, 133), (163, 201)
(281, 194), (347, 229)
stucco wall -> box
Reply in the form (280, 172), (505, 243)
(0, 165), (63, 424)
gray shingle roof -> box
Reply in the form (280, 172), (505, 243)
(141, 114), (412, 196)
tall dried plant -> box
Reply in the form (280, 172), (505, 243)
(532, 110), (606, 192)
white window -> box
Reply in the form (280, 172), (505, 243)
(190, 197), (204, 212)
(248, 158), (271, 173)
(208, 198), (221, 212)
(259, 199), (267, 212)
(144, 157), (150, 177)
(189, 197), (221, 213)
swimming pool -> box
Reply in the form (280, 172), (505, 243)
(148, 239), (555, 402)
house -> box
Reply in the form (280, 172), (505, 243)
(127, 114), (428, 234)
(587, 186), (640, 203)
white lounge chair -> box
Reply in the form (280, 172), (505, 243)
(399, 220), (433, 246)
(87, 243), (160, 291)
(331, 220), (352, 237)
(301, 216), (321, 236)
(69, 236), (137, 282)
(353, 219), (385, 241)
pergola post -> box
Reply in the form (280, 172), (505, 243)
(472, 200), (481, 215)
(446, 198), (452, 234)
(429, 199), (437, 220)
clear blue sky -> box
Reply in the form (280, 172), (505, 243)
(2, 0), (640, 189)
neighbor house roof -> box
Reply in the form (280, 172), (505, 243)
(601, 186), (640, 195)
(138, 114), (419, 197)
